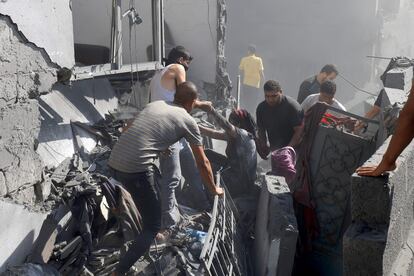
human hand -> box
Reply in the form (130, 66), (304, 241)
(356, 159), (396, 176)
(195, 100), (213, 112)
(213, 186), (225, 196)
(255, 138), (270, 160)
(353, 120), (367, 134)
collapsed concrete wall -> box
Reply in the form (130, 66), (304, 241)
(344, 138), (414, 276)
(0, 15), (58, 198)
(0, 0), (75, 68)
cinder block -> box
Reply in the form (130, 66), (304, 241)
(384, 66), (413, 93)
(350, 174), (391, 225)
(343, 223), (387, 276)
(254, 175), (298, 276)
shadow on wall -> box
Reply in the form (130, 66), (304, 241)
(37, 79), (118, 167)
(0, 230), (35, 273)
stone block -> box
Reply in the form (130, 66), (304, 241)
(384, 66), (413, 93)
(350, 174), (391, 225)
(388, 225), (414, 276)
(254, 175), (298, 276)
(343, 223), (387, 276)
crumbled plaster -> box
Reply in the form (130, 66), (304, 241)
(0, 15), (58, 199)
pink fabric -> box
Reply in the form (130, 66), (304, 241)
(271, 146), (297, 184)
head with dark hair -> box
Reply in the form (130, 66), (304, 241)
(248, 44), (256, 55)
(318, 64), (338, 83)
(319, 80), (337, 105)
(174, 81), (198, 112)
(229, 109), (257, 138)
(320, 80), (336, 96)
(263, 80), (283, 106)
(165, 46), (193, 70)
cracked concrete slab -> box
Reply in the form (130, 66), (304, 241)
(0, 0), (75, 68)
(0, 200), (47, 273)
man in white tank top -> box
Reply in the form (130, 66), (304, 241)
(149, 46), (212, 232)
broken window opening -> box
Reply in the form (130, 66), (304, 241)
(71, 0), (164, 80)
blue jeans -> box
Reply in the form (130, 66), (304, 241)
(110, 167), (161, 275)
(159, 138), (211, 228)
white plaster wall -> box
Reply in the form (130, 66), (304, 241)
(0, 0), (75, 68)
(164, 0), (218, 85)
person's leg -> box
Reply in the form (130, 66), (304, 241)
(179, 139), (211, 210)
(159, 141), (182, 229)
(114, 170), (162, 275)
(241, 85), (257, 117)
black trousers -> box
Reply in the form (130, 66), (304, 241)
(110, 167), (161, 275)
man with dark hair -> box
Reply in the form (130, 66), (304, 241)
(256, 80), (304, 159)
(150, 45), (193, 102)
(149, 46), (212, 231)
(109, 82), (223, 276)
(301, 80), (346, 112)
(239, 44), (265, 116)
(297, 64), (339, 104)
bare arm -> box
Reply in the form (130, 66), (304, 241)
(190, 144), (224, 196)
(357, 82), (414, 176)
(174, 64), (186, 85)
(208, 108), (237, 138)
(365, 105), (381, 119)
(199, 125), (228, 140)
(288, 125), (304, 147)
(196, 104), (237, 138)
(354, 105), (381, 133)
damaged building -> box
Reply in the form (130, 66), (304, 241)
(1, 0), (414, 276)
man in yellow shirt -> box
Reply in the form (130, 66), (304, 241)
(239, 45), (265, 116)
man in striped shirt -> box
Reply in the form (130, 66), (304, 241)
(109, 82), (224, 275)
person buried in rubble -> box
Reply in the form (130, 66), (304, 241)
(149, 45), (213, 232)
(198, 107), (257, 196)
(107, 82), (224, 276)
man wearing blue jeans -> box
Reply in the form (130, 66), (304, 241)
(150, 46), (211, 229)
(109, 82), (224, 275)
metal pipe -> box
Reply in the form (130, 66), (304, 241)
(236, 75), (241, 109)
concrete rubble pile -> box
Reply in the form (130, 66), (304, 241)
(2, 114), (250, 276)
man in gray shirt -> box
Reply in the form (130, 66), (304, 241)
(109, 82), (224, 276)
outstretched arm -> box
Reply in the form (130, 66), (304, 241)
(208, 108), (237, 138)
(199, 125), (228, 140)
(196, 103), (237, 138)
(190, 144), (224, 196)
(357, 81), (414, 176)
